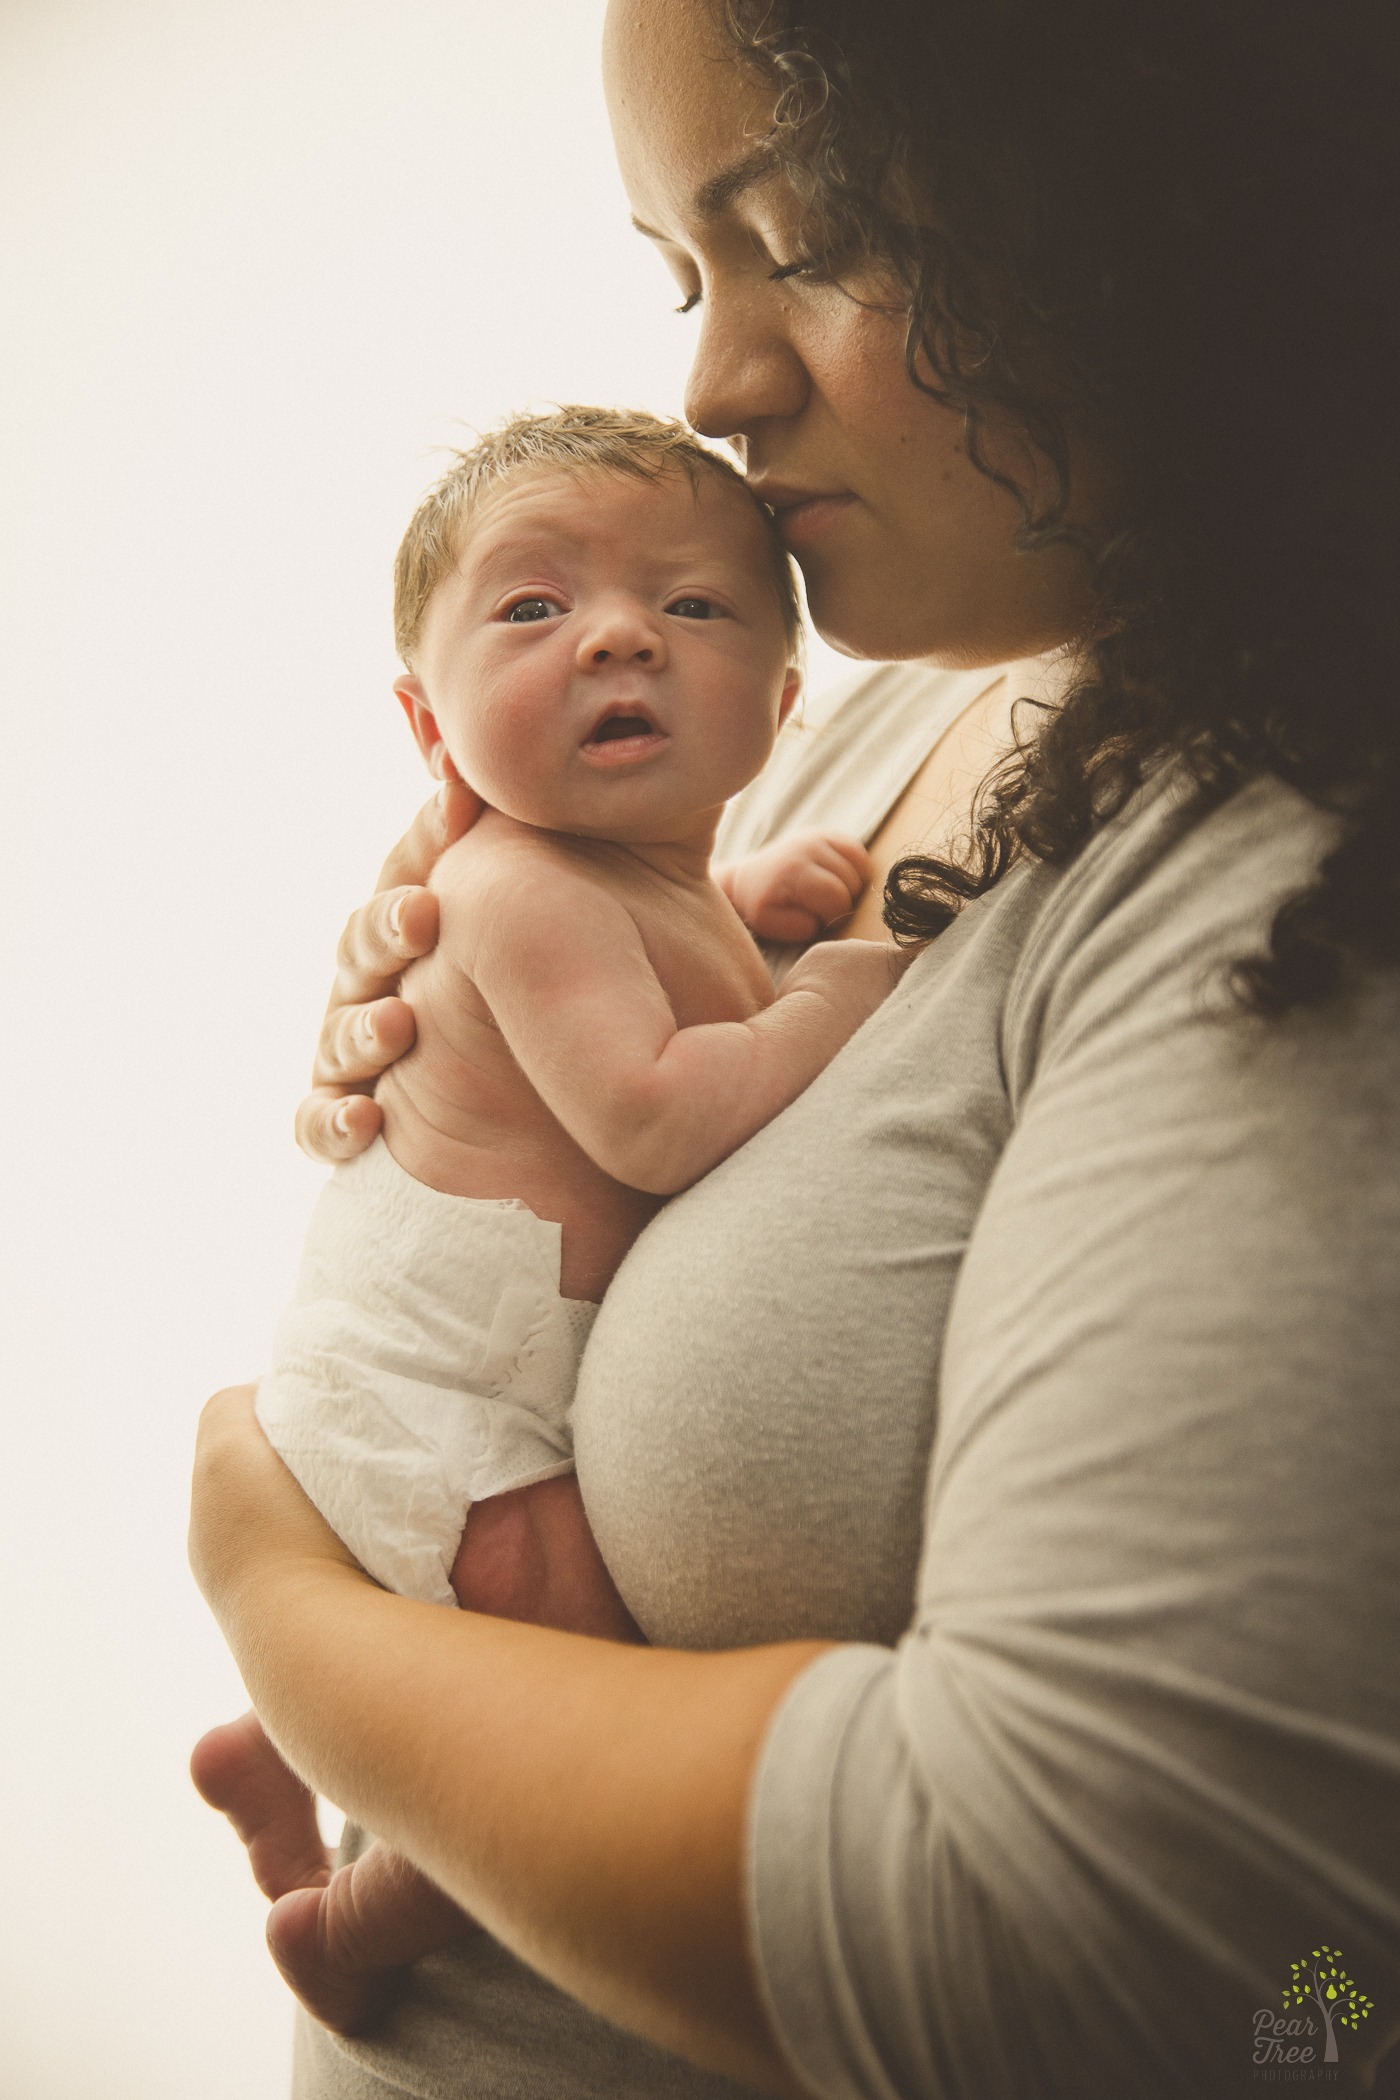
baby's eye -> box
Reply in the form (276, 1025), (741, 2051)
(505, 597), (563, 623)
(667, 596), (720, 620)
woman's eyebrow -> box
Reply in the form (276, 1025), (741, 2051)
(630, 145), (779, 240)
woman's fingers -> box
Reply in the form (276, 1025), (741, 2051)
(295, 1086), (384, 1165)
(330, 784), (478, 1016)
(374, 779), (482, 892)
(299, 889), (435, 1163)
(315, 993), (418, 1089)
(332, 885), (440, 1013)
(294, 786), (483, 1167)
(300, 995), (419, 1162)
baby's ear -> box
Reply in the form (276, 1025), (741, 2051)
(777, 664), (803, 728)
(394, 675), (462, 782)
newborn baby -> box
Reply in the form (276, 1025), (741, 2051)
(192, 406), (896, 2032)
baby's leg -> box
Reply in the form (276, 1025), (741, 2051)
(266, 1845), (472, 2034)
(242, 1482), (637, 2035)
(190, 1710), (331, 1900)
(194, 1712), (470, 2034)
(196, 1477), (639, 2035)
(449, 1471), (642, 1637)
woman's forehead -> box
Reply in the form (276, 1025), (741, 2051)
(603, 0), (777, 229)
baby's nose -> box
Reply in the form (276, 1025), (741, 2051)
(577, 597), (665, 668)
(590, 641), (653, 664)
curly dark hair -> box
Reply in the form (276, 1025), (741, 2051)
(720, 0), (1400, 1008)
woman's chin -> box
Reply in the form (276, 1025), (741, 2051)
(803, 557), (1074, 670)
(801, 571), (942, 664)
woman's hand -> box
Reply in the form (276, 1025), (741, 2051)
(189, 1388), (822, 2093)
(295, 780), (482, 1165)
(189, 1386), (363, 1637)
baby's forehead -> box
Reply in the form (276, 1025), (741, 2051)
(455, 462), (756, 572)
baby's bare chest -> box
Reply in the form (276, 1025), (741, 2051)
(627, 883), (774, 1029)
(406, 836), (771, 1071)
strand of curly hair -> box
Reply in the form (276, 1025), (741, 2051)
(721, 0), (1400, 1009)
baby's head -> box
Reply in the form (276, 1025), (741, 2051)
(391, 407), (802, 843)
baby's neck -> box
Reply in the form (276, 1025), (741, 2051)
(546, 813), (722, 895)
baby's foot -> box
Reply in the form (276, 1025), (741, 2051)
(266, 1841), (473, 2035)
(190, 1709), (331, 1901)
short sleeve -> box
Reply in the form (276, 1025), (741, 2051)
(746, 777), (1400, 2098)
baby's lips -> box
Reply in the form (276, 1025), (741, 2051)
(577, 720), (672, 768)
(581, 703), (665, 747)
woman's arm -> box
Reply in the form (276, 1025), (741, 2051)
(190, 1385), (825, 2095)
(741, 781), (1400, 2099)
(295, 780), (481, 1163)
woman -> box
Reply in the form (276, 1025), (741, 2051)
(191, 1), (1400, 2095)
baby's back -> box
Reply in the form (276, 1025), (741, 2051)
(375, 811), (775, 1301)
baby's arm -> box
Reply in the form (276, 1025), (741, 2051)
(460, 860), (906, 1196)
(716, 828), (871, 943)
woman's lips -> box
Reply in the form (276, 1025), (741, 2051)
(758, 489), (858, 550)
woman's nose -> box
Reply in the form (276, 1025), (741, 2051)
(576, 597), (667, 669)
(684, 285), (810, 445)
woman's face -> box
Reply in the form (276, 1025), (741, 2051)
(604, 0), (1110, 666)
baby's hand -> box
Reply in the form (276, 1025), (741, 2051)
(778, 936), (914, 1034)
(718, 830), (871, 944)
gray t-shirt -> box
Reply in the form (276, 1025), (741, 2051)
(298, 673), (1400, 2098)
(730, 772), (1400, 2098)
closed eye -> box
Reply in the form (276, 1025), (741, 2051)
(667, 596), (722, 620)
(674, 262), (820, 312)
(768, 254), (835, 287)
(504, 596), (564, 623)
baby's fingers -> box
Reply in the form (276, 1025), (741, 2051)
(749, 903), (826, 944)
(790, 862), (866, 926)
(811, 833), (872, 896)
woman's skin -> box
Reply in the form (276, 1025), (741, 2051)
(193, 0), (1114, 2084)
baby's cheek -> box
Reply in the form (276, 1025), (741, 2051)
(463, 700), (561, 818)
(695, 675), (788, 796)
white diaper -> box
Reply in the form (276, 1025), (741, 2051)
(256, 1139), (598, 1608)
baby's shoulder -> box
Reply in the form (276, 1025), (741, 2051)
(431, 815), (631, 955)
(432, 812), (578, 894)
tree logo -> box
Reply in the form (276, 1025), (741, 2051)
(1253, 1946), (1374, 2072)
(1283, 1949), (1372, 2063)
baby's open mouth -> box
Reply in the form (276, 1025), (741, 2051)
(580, 703), (668, 760)
(588, 714), (656, 744)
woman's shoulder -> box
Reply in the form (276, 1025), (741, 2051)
(716, 660), (998, 859)
(998, 767), (1386, 1104)
(1035, 766), (1337, 939)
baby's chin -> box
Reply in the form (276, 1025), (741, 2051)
(482, 777), (737, 847)
(506, 809), (709, 847)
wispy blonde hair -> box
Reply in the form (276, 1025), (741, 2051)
(392, 404), (801, 665)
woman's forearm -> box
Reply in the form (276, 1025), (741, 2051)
(192, 1388), (825, 2093)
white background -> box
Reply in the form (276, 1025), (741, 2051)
(0, 3), (846, 2092)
